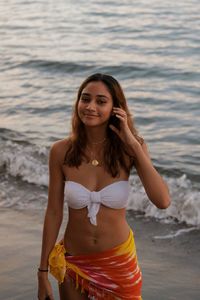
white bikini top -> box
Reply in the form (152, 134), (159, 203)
(64, 180), (130, 226)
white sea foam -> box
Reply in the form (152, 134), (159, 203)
(128, 174), (200, 227)
(1, 141), (200, 227)
(0, 140), (49, 186)
(153, 227), (197, 239)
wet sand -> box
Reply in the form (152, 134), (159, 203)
(0, 208), (199, 300)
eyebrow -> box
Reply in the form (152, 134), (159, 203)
(81, 93), (109, 99)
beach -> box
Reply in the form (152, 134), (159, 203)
(0, 0), (200, 299)
(0, 208), (199, 300)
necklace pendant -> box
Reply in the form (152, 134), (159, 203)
(91, 159), (99, 166)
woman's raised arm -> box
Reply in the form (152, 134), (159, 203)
(134, 142), (171, 209)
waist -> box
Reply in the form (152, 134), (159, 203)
(64, 210), (130, 255)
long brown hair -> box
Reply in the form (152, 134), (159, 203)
(64, 73), (143, 177)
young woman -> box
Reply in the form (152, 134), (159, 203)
(37, 73), (170, 300)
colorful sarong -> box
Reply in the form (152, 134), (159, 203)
(49, 229), (142, 299)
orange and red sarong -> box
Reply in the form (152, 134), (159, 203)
(49, 229), (142, 299)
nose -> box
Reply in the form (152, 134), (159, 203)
(85, 101), (96, 111)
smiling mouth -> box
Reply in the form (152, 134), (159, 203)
(84, 113), (99, 117)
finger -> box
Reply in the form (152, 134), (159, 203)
(113, 107), (125, 113)
(113, 110), (127, 119)
(113, 107), (132, 118)
(115, 114), (126, 122)
(113, 106), (123, 110)
(109, 124), (120, 135)
(113, 108), (124, 114)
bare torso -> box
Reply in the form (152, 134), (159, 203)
(60, 139), (131, 255)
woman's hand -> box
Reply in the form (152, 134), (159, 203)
(37, 272), (54, 300)
(109, 107), (140, 149)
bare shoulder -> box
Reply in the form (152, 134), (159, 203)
(49, 138), (71, 163)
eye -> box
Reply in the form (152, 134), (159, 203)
(97, 99), (107, 105)
(80, 96), (90, 102)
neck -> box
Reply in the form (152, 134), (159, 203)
(85, 127), (107, 146)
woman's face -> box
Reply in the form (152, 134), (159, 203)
(77, 81), (113, 128)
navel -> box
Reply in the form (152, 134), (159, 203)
(93, 237), (97, 244)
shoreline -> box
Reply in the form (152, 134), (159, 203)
(0, 208), (199, 300)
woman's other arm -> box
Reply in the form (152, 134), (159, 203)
(38, 141), (65, 300)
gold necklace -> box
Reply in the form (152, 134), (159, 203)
(90, 138), (106, 145)
(87, 138), (106, 166)
(91, 157), (99, 167)
(89, 148), (101, 167)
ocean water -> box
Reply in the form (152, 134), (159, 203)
(0, 0), (200, 229)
